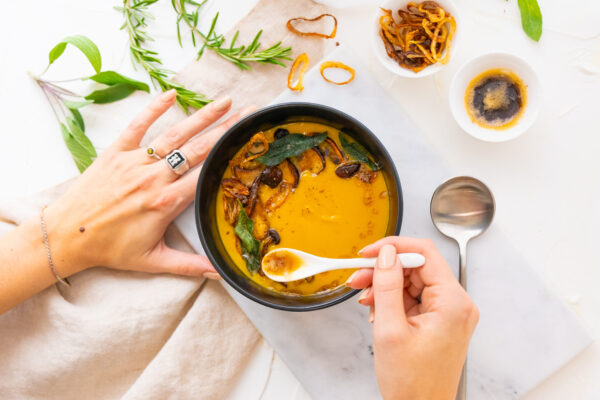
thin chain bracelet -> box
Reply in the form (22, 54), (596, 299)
(40, 206), (71, 287)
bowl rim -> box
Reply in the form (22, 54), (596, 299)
(195, 102), (403, 312)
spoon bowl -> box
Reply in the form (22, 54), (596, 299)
(261, 248), (426, 283)
(431, 177), (495, 248)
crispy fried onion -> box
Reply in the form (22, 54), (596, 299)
(288, 53), (310, 91)
(319, 61), (355, 85)
(379, 2), (456, 73)
(230, 132), (269, 171)
(286, 14), (338, 39)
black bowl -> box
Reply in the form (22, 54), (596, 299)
(195, 103), (403, 311)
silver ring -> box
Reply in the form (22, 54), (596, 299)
(165, 149), (190, 176)
(145, 146), (161, 160)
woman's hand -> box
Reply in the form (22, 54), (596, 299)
(346, 237), (479, 400)
(45, 90), (254, 279)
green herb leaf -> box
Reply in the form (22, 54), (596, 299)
(48, 35), (102, 73)
(517, 0), (542, 41)
(87, 71), (150, 92)
(234, 204), (261, 273)
(62, 99), (93, 109)
(84, 83), (141, 104)
(257, 132), (328, 167)
(339, 133), (380, 171)
(66, 117), (97, 157)
(68, 108), (85, 132)
(60, 123), (95, 173)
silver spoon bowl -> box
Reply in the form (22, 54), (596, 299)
(430, 176), (495, 400)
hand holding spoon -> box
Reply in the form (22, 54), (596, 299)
(261, 248), (426, 282)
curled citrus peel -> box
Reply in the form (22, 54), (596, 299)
(287, 53), (310, 91)
(286, 14), (338, 39)
(319, 61), (355, 85)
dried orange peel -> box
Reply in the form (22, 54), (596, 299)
(319, 61), (355, 85)
(378, 1), (456, 73)
(286, 14), (338, 39)
(288, 53), (310, 91)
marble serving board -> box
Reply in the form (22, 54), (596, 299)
(175, 47), (592, 399)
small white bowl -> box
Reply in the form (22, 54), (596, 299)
(449, 52), (542, 142)
(372, 0), (461, 78)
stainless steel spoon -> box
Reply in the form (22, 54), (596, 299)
(430, 176), (495, 400)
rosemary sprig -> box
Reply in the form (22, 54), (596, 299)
(117, 0), (211, 112)
(171, 0), (292, 70)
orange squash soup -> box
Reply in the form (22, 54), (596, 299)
(215, 122), (389, 295)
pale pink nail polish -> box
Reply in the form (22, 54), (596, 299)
(378, 244), (396, 269)
(212, 96), (232, 111)
(345, 270), (359, 287)
(358, 287), (371, 304)
(203, 272), (222, 280)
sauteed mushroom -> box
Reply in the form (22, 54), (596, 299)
(234, 166), (265, 187)
(260, 166), (283, 188)
(335, 162), (361, 178)
(293, 147), (325, 175)
(274, 128), (290, 140)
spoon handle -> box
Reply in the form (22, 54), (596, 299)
(327, 253), (425, 269)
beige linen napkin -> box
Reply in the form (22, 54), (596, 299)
(0, 0), (330, 399)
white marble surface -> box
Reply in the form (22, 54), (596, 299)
(2, 0), (600, 399)
(175, 46), (592, 399)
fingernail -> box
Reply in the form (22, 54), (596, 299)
(345, 270), (359, 287)
(203, 272), (222, 280)
(378, 244), (396, 269)
(358, 287), (371, 304)
(369, 306), (374, 323)
(212, 96), (232, 112)
(162, 89), (177, 101)
(239, 105), (257, 118)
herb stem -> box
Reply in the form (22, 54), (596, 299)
(120, 0), (211, 112)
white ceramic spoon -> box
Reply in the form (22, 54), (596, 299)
(261, 248), (426, 282)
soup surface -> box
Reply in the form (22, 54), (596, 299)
(215, 122), (390, 295)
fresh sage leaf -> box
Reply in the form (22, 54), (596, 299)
(84, 83), (140, 104)
(256, 132), (328, 167)
(234, 204), (261, 273)
(48, 35), (102, 73)
(68, 108), (85, 132)
(60, 123), (94, 173)
(66, 117), (97, 157)
(517, 0), (542, 41)
(87, 71), (150, 92)
(339, 133), (380, 171)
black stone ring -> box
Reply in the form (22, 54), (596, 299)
(165, 149), (190, 176)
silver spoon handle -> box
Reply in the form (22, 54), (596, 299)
(456, 241), (468, 400)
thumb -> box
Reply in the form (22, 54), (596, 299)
(143, 243), (218, 278)
(373, 244), (408, 330)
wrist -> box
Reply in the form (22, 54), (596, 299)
(41, 203), (92, 277)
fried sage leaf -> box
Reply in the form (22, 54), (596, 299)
(234, 203), (261, 273)
(256, 132), (328, 166)
(339, 133), (380, 171)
